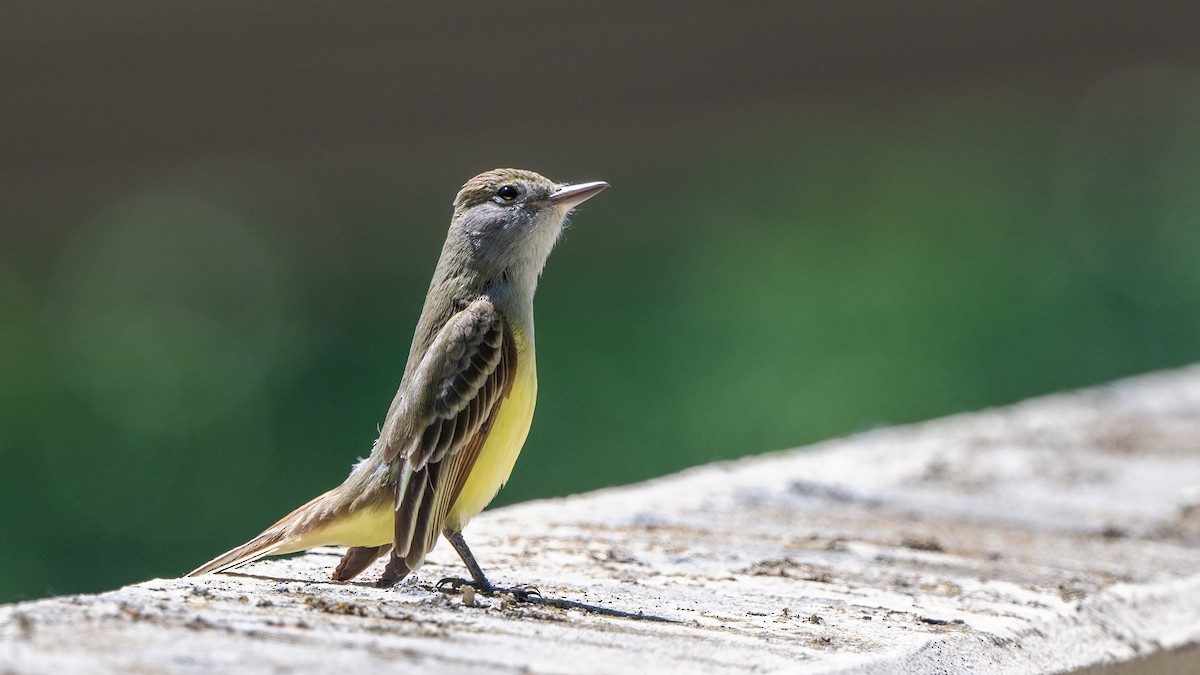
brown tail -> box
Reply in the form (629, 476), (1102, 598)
(187, 491), (338, 577)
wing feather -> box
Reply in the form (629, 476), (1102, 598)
(383, 298), (517, 569)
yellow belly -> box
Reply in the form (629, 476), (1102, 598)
(286, 499), (395, 552)
(281, 332), (536, 552)
(444, 332), (537, 532)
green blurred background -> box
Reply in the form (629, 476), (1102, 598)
(3, 2), (1200, 604)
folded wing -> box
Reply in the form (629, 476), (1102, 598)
(378, 298), (517, 579)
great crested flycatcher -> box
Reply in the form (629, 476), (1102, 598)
(188, 168), (608, 595)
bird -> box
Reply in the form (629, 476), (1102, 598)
(187, 168), (608, 595)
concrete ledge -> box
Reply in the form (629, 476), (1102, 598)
(5, 367), (1200, 673)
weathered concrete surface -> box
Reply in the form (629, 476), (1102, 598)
(4, 367), (1200, 673)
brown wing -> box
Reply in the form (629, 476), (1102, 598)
(382, 299), (517, 572)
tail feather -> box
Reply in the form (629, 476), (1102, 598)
(187, 529), (292, 577)
(187, 490), (343, 577)
(332, 544), (392, 581)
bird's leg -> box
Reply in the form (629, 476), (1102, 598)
(436, 530), (540, 601)
(442, 530), (493, 592)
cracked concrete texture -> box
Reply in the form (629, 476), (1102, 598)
(4, 367), (1200, 673)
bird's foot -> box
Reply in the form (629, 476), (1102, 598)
(435, 577), (541, 602)
(496, 583), (542, 602)
(434, 576), (477, 593)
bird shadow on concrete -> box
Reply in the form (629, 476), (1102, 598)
(209, 570), (678, 623)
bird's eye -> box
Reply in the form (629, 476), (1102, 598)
(495, 185), (519, 202)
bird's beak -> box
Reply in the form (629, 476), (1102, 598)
(547, 181), (609, 209)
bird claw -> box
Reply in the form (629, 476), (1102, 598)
(434, 577), (541, 602)
(435, 576), (476, 593)
(501, 584), (542, 602)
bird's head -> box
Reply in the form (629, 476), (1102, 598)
(449, 168), (607, 284)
